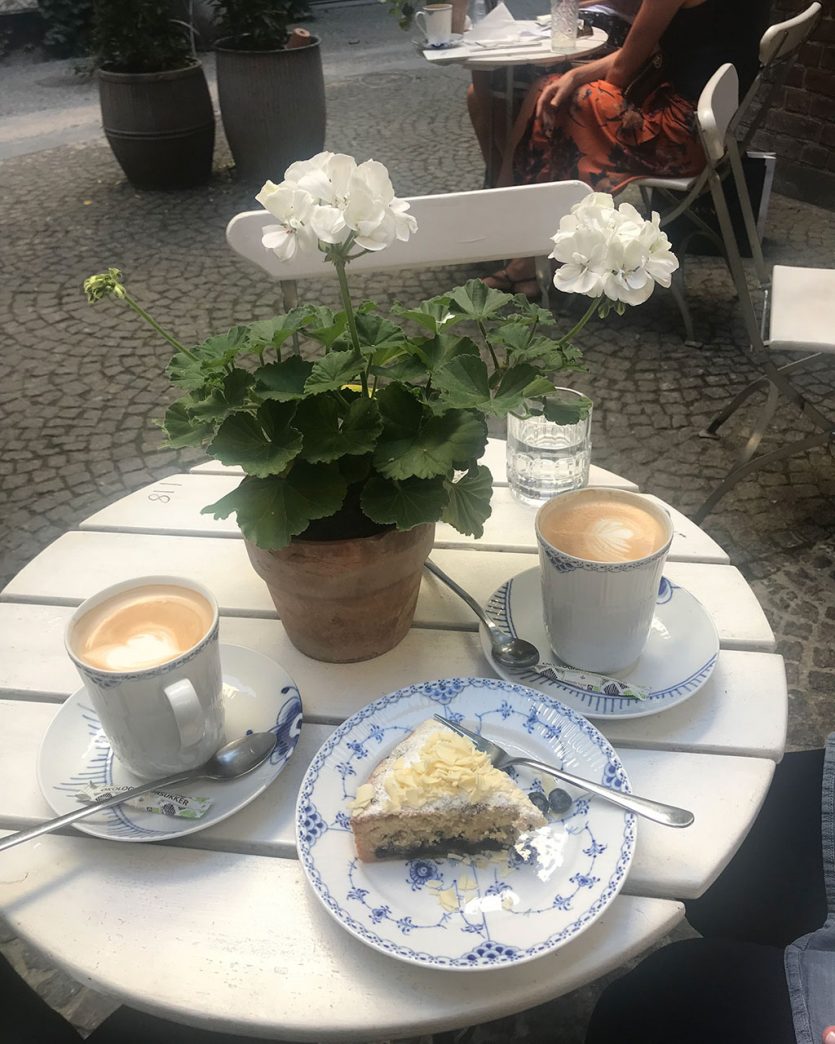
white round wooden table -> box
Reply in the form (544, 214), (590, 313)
(0, 439), (787, 1041)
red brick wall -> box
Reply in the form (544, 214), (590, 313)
(750, 1), (835, 209)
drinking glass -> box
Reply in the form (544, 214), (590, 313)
(506, 388), (592, 505)
(550, 0), (579, 46)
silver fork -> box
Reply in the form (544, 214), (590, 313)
(433, 715), (694, 828)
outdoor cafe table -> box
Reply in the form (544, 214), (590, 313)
(0, 438), (787, 1041)
(422, 27), (608, 183)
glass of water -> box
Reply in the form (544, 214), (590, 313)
(506, 388), (592, 505)
(550, 0), (579, 46)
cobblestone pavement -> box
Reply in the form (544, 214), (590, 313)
(1, 5), (834, 1041)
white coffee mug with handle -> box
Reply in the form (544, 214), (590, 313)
(66, 575), (225, 779)
(535, 489), (674, 674)
(416, 3), (453, 46)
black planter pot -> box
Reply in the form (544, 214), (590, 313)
(98, 63), (215, 190)
(215, 36), (326, 184)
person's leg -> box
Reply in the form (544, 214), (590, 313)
(686, 748), (827, 947)
(585, 938), (795, 1044)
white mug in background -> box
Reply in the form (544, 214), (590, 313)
(416, 3), (453, 46)
(535, 488), (674, 673)
(65, 576), (225, 779)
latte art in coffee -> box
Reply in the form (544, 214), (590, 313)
(72, 584), (213, 671)
(539, 492), (668, 562)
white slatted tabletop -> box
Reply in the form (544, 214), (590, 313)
(0, 444), (786, 1040)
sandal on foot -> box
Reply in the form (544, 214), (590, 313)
(481, 269), (541, 302)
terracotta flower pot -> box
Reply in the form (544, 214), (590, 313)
(245, 524), (435, 663)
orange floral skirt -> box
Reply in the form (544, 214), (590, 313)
(509, 75), (706, 194)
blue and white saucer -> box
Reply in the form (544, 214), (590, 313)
(297, 677), (635, 970)
(37, 644), (303, 843)
(482, 569), (719, 720)
(417, 33), (464, 49)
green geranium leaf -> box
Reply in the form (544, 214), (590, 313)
(161, 399), (218, 449)
(490, 324), (574, 367)
(374, 410), (487, 480)
(354, 314), (411, 352)
(303, 309), (348, 349)
(442, 465), (493, 538)
(446, 279), (512, 321)
(431, 355), (491, 409)
(370, 352), (429, 384)
(392, 296), (453, 334)
(167, 326), (250, 389)
(508, 297), (554, 324)
(542, 394), (592, 424)
(304, 348), (364, 394)
(339, 453), (373, 486)
(188, 370), (254, 422)
(208, 401), (302, 477)
(489, 364), (555, 417)
(202, 463), (347, 550)
(361, 474), (449, 530)
(246, 309), (312, 353)
(254, 356), (314, 401)
(414, 333), (480, 373)
(376, 382), (424, 439)
(297, 395), (383, 462)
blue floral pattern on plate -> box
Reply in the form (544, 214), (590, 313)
(38, 645), (303, 843)
(483, 569), (720, 720)
(295, 678), (636, 970)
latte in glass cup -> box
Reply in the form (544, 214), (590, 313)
(535, 489), (674, 673)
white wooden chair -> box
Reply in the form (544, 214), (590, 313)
(627, 3), (822, 344)
(226, 180), (591, 312)
(691, 63), (835, 523)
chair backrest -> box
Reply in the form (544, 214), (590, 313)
(696, 64), (768, 350)
(698, 63), (739, 167)
(226, 180), (592, 283)
(734, 2), (822, 149)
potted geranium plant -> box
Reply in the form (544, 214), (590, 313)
(84, 153), (677, 663)
(93, 0), (215, 189)
(211, 0), (324, 183)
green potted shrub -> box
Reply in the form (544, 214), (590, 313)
(84, 156), (677, 662)
(93, 0), (215, 189)
(211, 0), (325, 183)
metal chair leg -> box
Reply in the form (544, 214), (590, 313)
(693, 427), (835, 524)
(700, 355), (820, 438)
(668, 266), (699, 345)
(534, 255), (551, 310)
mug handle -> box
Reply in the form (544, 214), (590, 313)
(164, 678), (204, 748)
(415, 10), (426, 36)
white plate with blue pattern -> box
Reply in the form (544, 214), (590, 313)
(483, 569), (719, 720)
(38, 644), (303, 843)
(296, 677), (636, 970)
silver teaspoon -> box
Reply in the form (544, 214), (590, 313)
(424, 559), (540, 669)
(0, 731), (277, 852)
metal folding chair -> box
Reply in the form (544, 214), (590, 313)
(691, 63), (835, 524)
(226, 179), (591, 312)
(627, 3), (822, 344)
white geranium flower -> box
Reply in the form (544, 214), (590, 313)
(601, 236), (656, 305)
(255, 184), (318, 260)
(259, 154), (417, 258)
(549, 192), (678, 305)
(308, 204), (349, 245)
(550, 226), (609, 297)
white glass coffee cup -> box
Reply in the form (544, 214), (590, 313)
(415, 3), (453, 46)
(535, 488), (674, 673)
(65, 576), (225, 779)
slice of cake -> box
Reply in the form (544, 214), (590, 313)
(349, 719), (547, 862)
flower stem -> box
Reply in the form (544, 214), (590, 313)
(561, 299), (598, 345)
(333, 253), (368, 397)
(477, 320), (501, 372)
(123, 294), (196, 360)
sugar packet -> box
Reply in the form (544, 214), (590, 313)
(76, 783), (213, 819)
